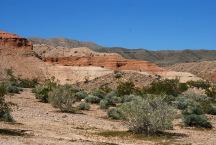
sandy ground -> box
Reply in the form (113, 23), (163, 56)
(1, 89), (216, 145)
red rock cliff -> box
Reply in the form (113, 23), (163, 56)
(0, 31), (32, 49)
(44, 55), (165, 73)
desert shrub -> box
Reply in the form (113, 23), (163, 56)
(180, 93), (216, 115)
(187, 80), (210, 90)
(114, 70), (124, 79)
(105, 92), (122, 105)
(100, 99), (110, 109)
(109, 96), (122, 104)
(183, 114), (212, 128)
(3, 81), (23, 94)
(78, 102), (90, 110)
(206, 104), (216, 115)
(107, 107), (124, 120)
(120, 96), (176, 135)
(174, 97), (194, 110)
(99, 91), (122, 109)
(142, 79), (188, 96)
(5, 69), (16, 82)
(116, 81), (135, 96)
(91, 86), (112, 99)
(6, 83), (22, 94)
(75, 91), (88, 100)
(200, 102), (216, 115)
(182, 105), (212, 128)
(121, 94), (137, 103)
(85, 95), (101, 104)
(0, 84), (13, 122)
(48, 84), (79, 113)
(205, 85), (216, 100)
(18, 79), (38, 88)
(33, 78), (57, 103)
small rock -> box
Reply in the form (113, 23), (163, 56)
(62, 115), (68, 118)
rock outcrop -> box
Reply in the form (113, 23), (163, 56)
(33, 45), (165, 74)
(43, 54), (164, 74)
(0, 31), (32, 49)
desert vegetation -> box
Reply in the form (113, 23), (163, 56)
(31, 76), (216, 138)
(0, 83), (13, 122)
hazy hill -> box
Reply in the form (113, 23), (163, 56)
(29, 38), (216, 66)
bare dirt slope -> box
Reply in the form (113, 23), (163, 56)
(0, 49), (47, 81)
(167, 61), (216, 82)
(77, 71), (156, 91)
(1, 89), (216, 145)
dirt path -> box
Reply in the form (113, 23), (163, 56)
(1, 89), (216, 145)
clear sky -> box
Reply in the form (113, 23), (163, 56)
(1, 0), (216, 50)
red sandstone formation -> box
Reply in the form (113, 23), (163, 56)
(0, 31), (32, 49)
(44, 55), (165, 73)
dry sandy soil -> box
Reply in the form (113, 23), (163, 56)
(1, 89), (216, 145)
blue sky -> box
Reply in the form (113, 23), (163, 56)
(1, 0), (216, 50)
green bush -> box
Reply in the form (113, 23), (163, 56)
(183, 114), (212, 128)
(177, 93), (216, 115)
(116, 81), (135, 96)
(33, 78), (57, 103)
(99, 91), (122, 109)
(105, 92), (122, 105)
(205, 85), (216, 100)
(75, 91), (88, 100)
(122, 94), (137, 103)
(0, 84), (14, 122)
(174, 96), (194, 110)
(18, 79), (38, 88)
(142, 79), (188, 96)
(187, 80), (210, 90)
(100, 99), (110, 109)
(85, 95), (101, 104)
(78, 102), (90, 110)
(48, 84), (79, 113)
(201, 102), (216, 115)
(120, 96), (176, 135)
(107, 107), (123, 120)
(92, 86), (112, 99)
(6, 84), (22, 94)
(114, 71), (124, 79)
(182, 105), (212, 128)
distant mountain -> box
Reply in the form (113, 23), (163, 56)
(29, 38), (216, 66)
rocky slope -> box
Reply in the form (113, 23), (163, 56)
(30, 38), (216, 66)
(167, 61), (216, 82)
(0, 31), (46, 80)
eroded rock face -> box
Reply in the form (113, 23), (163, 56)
(44, 55), (164, 73)
(0, 31), (32, 49)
